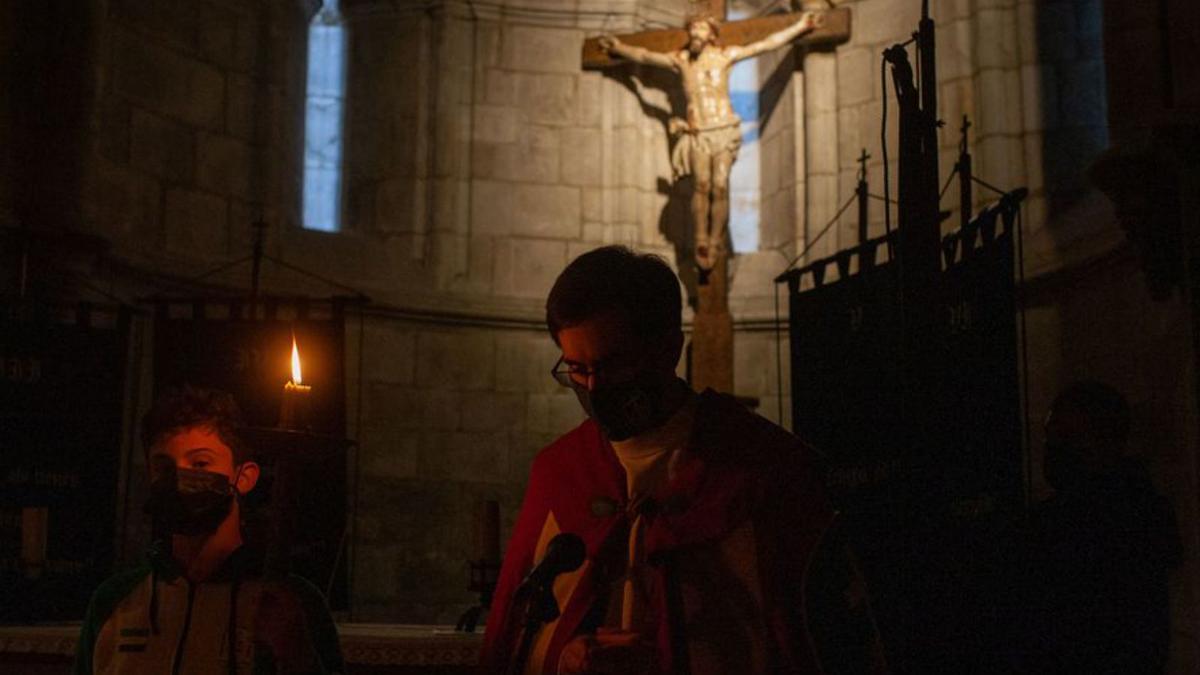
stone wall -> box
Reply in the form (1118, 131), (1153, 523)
(80, 0), (308, 268)
(3, 0), (1195, 657)
(345, 314), (577, 621)
(739, 0), (1113, 283)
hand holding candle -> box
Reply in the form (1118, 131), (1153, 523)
(278, 335), (312, 430)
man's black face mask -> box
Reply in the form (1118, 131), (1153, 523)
(572, 370), (673, 442)
(143, 461), (238, 537)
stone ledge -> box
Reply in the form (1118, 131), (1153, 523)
(0, 623), (483, 666)
(103, 245), (812, 330)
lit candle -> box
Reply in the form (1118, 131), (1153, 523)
(278, 335), (312, 430)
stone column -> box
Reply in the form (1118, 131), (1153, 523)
(803, 49), (841, 266)
(791, 69), (808, 259)
(800, 0), (841, 267)
(427, 8), (473, 287)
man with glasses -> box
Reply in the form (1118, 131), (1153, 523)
(482, 246), (886, 674)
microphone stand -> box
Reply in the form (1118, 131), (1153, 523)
(506, 579), (564, 675)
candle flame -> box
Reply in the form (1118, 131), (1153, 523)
(291, 335), (303, 384)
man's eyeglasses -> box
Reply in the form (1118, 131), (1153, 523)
(551, 356), (640, 388)
(551, 357), (593, 388)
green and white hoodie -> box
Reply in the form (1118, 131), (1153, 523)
(73, 544), (344, 675)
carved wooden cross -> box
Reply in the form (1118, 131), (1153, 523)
(581, 3), (851, 71)
(579, 1), (851, 396)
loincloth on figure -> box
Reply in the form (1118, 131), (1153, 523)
(670, 121), (743, 180)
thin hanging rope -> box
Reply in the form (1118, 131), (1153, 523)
(61, 269), (137, 307)
(187, 255), (254, 285)
(780, 193), (857, 273)
(939, 167), (956, 199)
(972, 175), (1008, 196)
(261, 254), (369, 299)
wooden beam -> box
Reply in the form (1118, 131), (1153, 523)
(581, 8), (852, 70)
(684, 0), (726, 19)
(721, 9), (851, 50)
(582, 27), (686, 70)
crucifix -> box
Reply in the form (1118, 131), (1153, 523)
(581, 1), (852, 393)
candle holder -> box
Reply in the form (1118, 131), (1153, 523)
(238, 426), (355, 581)
(455, 558), (502, 633)
(278, 382), (313, 430)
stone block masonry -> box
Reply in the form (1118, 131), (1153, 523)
(349, 315), (579, 623)
(58, 3), (1197, 661)
(84, 0), (301, 265)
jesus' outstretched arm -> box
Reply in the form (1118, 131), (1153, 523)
(599, 35), (678, 70)
(730, 12), (823, 61)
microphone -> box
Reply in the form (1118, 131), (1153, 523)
(519, 532), (586, 591)
(505, 533), (586, 675)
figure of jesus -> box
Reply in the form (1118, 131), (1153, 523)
(600, 12), (822, 272)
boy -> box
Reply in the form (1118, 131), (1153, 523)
(74, 386), (343, 674)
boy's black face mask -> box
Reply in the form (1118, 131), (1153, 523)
(143, 462), (238, 537)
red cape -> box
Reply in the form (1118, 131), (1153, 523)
(482, 390), (838, 674)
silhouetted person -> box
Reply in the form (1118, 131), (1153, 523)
(481, 246), (887, 674)
(1005, 381), (1180, 673)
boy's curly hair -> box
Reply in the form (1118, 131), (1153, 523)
(141, 385), (252, 464)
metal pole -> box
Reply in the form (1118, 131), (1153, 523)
(858, 148), (871, 246)
(959, 116), (973, 232)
